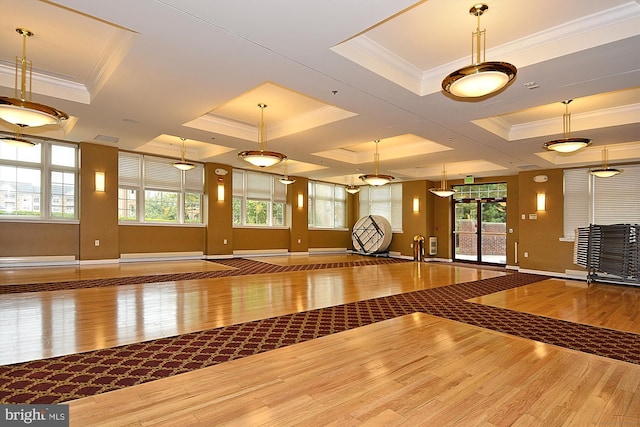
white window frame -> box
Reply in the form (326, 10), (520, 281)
(563, 165), (640, 240)
(118, 152), (204, 225)
(359, 183), (403, 232)
(308, 181), (347, 230)
(232, 169), (287, 228)
(0, 140), (78, 222)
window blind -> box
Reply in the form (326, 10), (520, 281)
(144, 156), (181, 191)
(118, 152), (141, 187)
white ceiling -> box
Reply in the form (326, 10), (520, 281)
(1, 0), (639, 184)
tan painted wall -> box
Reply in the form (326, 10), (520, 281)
(233, 228), (290, 251)
(309, 229), (352, 249)
(205, 163), (233, 256)
(388, 180), (432, 258)
(517, 169), (574, 273)
(119, 225), (205, 254)
(79, 143), (119, 260)
(288, 178), (309, 252)
(0, 222), (79, 258)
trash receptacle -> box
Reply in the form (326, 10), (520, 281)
(413, 235), (425, 261)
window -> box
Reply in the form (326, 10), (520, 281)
(563, 165), (640, 239)
(308, 181), (346, 229)
(118, 152), (203, 224)
(0, 140), (78, 220)
(359, 183), (402, 232)
(232, 169), (287, 227)
(453, 183), (507, 200)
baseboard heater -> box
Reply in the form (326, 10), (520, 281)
(120, 251), (204, 262)
(0, 255), (77, 267)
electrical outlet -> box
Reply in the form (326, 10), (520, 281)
(524, 252), (529, 257)
(94, 240), (100, 247)
(223, 239), (227, 245)
(297, 238), (301, 244)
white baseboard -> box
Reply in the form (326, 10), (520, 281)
(204, 254), (234, 260)
(0, 255), (77, 268)
(423, 257), (453, 263)
(79, 259), (120, 265)
(308, 248), (348, 254)
(233, 249), (288, 257)
(120, 251), (204, 263)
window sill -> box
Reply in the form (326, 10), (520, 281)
(118, 222), (205, 227)
(0, 217), (79, 225)
(233, 225), (289, 230)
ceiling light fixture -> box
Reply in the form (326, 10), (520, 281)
(345, 175), (360, 194)
(590, 147), (622, 178)
(359, 140), (394, 186)
(442, 4), (517, 98)
(0, 28), (69, 128)
(429, 165), (456, 198)
(238, 103), (286, 168)
(544, 100), (591, 153)
(0, 129), (37, 148)
(279, 158), (296, 185)
(172, 138), (196, 171)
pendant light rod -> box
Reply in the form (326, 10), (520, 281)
(238, 103), (286, 168)
(543, 99), (591, 153)
(172, 137), (196, 171)
(0, 28), (69, 128)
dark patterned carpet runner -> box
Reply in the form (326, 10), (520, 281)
(1, 259), (639, 405)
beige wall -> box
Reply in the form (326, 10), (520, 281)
(517, 169), (574, 273)
(388, 180), (432, 258)
(205, 163), (233, 256)
(0, 222), (79, 258)
(6, 141), (631, 276)
(79, 143), (119, 260)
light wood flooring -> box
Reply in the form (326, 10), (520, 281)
(2, 255), (640, 425)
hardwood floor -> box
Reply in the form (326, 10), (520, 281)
(2, 255), (640, 426)
(68, 313), (640, 427)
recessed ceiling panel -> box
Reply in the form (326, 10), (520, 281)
(312, 134), (452, 164)
(183, 81), (357, 141)
(332, 0), (639, 96)
(0, 1), (135, 103)
(472, 88), (640, 141)
(394, 160), (508, 180)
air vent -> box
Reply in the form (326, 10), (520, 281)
(93, 135), (120, 143)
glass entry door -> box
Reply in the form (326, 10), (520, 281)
(452, 184), (507, 265)
(454, 202), (478, 262)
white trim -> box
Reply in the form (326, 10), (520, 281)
(120, 251), (204, 262)
(232, 249), (289, 257)
(204, 254), (234, 260)
(79, 259), (120, 265)
(308, 248), (348, 254)
(0, 255), (77, 267)
(423, 257), (453, 263)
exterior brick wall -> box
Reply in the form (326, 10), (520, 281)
(457, 219), (505, 256)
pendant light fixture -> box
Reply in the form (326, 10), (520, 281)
(429, 165), (456, 197)
(359, 140), (394, 186)
(590, 147), (622, 178)
(172, 138), (196, 171)
(0, 129), (37, 148)
(278, 158), (296, 185)
(544, 100), (591, 153)
(442, 4), (517, 98)
(345, 175), (360, 194)
(238, 103), (286, 168)
(0, 28), (69, 128)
